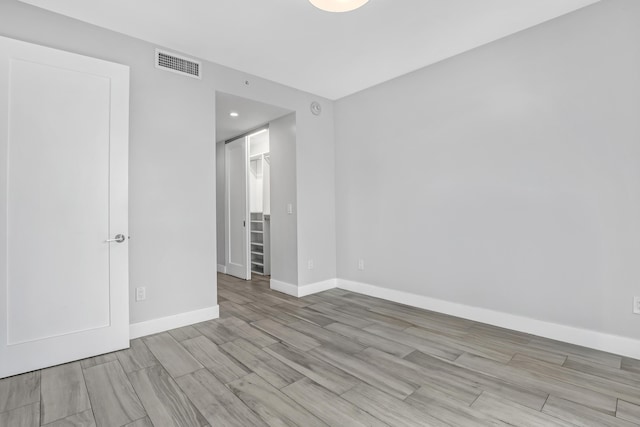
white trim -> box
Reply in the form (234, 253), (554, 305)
(224, 137), (251, 280)
(270, 279), (299, 297)
(129, 305), (219, 339)
(270, 278), (337, 297)
(217, 264), (227, 274)
(267, 275), (640, 358)
(336, 279), (640, 360)
(298, 279), (338, 297)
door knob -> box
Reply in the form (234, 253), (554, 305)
(106, 234), (126, 243)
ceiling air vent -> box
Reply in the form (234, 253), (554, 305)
(155, 49), (201, 79)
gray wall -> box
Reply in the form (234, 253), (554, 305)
(0, 0), (336, 323)
(335, 0), (640, 339)
(297, 104), (336, 287)
(270, 114), (299, 285)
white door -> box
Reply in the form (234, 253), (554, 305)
(225, 136), (250, 279)
(0, 36), (130, 378)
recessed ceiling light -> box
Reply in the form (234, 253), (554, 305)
(309, 0), (369, 13)
(229, 111), (239, 117)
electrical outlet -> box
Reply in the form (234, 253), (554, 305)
(308, 259), (314, 270)
(136, 287), (146, 302)
(634, 296), (640, 315)
(358, 259), (365, 271)
(287, 203), (293, 215)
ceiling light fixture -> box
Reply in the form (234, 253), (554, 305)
(229, 111), (239, 117)
(309, 0), (369, 13)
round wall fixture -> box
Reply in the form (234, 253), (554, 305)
(310, 101), (322, 116)
(309, 0), (369, 12)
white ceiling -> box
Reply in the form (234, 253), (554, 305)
(20, 0), (600, 100)
(216, 92), (291, 142)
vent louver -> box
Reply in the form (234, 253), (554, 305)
(155, 49), (201, 79)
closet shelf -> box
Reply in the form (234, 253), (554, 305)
(250, 211), (268, 275)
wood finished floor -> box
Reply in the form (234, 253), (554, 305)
(2, 273), (640, 426)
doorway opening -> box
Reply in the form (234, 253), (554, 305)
(248, 129), (270, 277)
(215, 92), (296, 284)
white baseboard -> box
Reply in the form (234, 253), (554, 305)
(270, 279), (299, 297)
(270, 278), (337, 297)
(217, 264), (227, 274)
(130, 305), (219, 339)
(336, 279), (640, 360)
(299, 279), (338, 297)
(267, 275), (640, 358)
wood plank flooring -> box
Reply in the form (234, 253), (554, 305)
(1, 272), (639, 426)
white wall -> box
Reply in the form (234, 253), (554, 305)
(249, 163), (263, 213)
(249, 130), (269, 157)
(0, 0), (336, 324)
(335, 0), (640, 340)
(249, 131), (268, 214)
